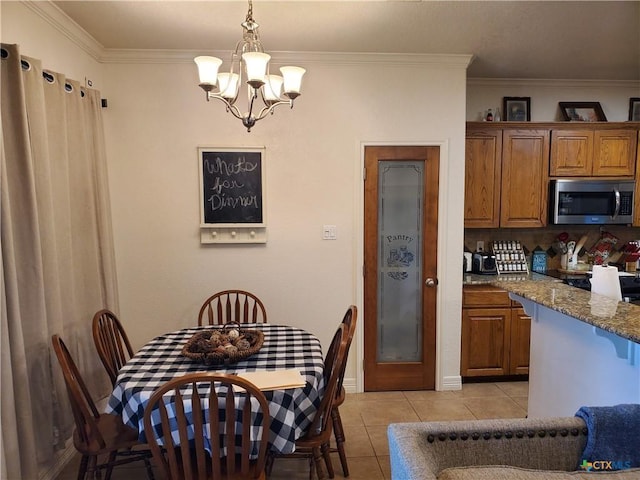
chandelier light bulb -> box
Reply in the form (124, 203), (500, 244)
(280, 66), (306, 98)
(242, 52), (271, 88)
(194, 56), (222, 90)
(263, 75), (283, 101)
(217, 72), (240, 99)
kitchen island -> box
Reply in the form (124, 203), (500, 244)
(463, 272), (640, 417)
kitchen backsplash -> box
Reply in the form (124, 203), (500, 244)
(464, 226), (640, 271)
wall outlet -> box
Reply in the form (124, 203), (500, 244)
(476, 240), (484, 252)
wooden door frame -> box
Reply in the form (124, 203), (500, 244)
(354, 140), (452, 393)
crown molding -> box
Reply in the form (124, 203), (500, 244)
(467, 77), (640, 88)
(22, 0), (104, 60)
(100, 49), (474, 68)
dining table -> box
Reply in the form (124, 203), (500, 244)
(106, 323), (325, 454)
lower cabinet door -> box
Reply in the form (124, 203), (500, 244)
(461, 308), (510, 377)
(509, 307), (531, 375)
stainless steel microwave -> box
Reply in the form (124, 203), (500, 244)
(550, 179), (634, 225)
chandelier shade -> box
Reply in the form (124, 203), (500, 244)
(194, 0), (306, 132)
(264, 75), (283, 101)
(280, 66), (305, 99)
(194, 56), (222, 89)
(218, 72), (240, 99)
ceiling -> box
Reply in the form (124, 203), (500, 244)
(53, 0), (640, 81)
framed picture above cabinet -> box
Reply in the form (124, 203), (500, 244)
(629, 98), (640, 121)
(503, 97), (531, 121)
(559, 102), (607, 122)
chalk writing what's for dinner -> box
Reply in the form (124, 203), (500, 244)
(204, 155), (258, 176)
(209, 193), (259, 211)
(204, 155), (260, 211)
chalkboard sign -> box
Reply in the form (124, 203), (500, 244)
(198, 147), (265, 227)
(198, 147), (267, 244)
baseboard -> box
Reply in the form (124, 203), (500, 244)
(439, 375), (462, 391)
(345, 375), (463, 393)
(343, 377), (357, 394)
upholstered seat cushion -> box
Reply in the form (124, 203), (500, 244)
(438, 465), (640, 480)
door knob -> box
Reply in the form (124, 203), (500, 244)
(425, 278), (438, 287)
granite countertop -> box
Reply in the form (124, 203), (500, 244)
(463, 272), (640, 344)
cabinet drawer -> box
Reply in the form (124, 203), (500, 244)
(463, 285), (510, 307)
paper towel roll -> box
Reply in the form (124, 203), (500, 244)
(589, 265), (622, 301)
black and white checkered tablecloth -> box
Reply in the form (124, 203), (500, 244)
(106, 324), (324, 454)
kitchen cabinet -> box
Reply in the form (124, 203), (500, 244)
(465, 127), (549, 228)
(461, 285), (530, 377)
(464, 130), (502, 227)
(594, 129), (637, 176)
(465, 122), (640, 229)
(550, 128), (637, 177)
(549, 129), (592, 176)
(500, 130), (550, 227)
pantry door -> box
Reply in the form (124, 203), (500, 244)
(363, 146), (439, 391)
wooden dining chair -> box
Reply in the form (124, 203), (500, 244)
(143, 372), (270, 480)
(51, 334), (154, 480)
(330, 305), (357, 477)
(266, 322), (348, 480)
(198, 290), (267, 326)
(92, 308), (135, 386)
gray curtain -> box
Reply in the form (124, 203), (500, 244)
(1, 43), (119, 479)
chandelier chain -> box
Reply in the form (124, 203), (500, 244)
(246, 0), (254, 25)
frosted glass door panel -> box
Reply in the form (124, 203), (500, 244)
(377, 161), (424, 362)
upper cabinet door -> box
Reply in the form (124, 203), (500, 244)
(500, 130), (550, 228)
(550, 130), (593, 176)
(549, 128), (637, 177)
(464, 130), (502, 228)
(592, 129), (637, 176)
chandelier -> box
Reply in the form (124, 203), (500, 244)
(194, 0), (306, 132)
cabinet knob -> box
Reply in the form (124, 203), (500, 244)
(425, 278), (438, 287)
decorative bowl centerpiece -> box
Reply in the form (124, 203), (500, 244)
(181, 322), (264, 365)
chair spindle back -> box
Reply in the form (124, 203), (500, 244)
(51, 334), (106, 449)
(143, 373), (270, 480)
(198, 290), (267, 326)
(92, 309), (134, 386)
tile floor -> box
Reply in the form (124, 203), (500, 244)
(55, 381), (528, 480)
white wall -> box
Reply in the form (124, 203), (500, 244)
(467, 79), (640, 122)
(102, 54), (469, 391)
(1, 2), (104, 87)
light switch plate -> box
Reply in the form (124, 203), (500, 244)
(323, 225), (337, 240)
